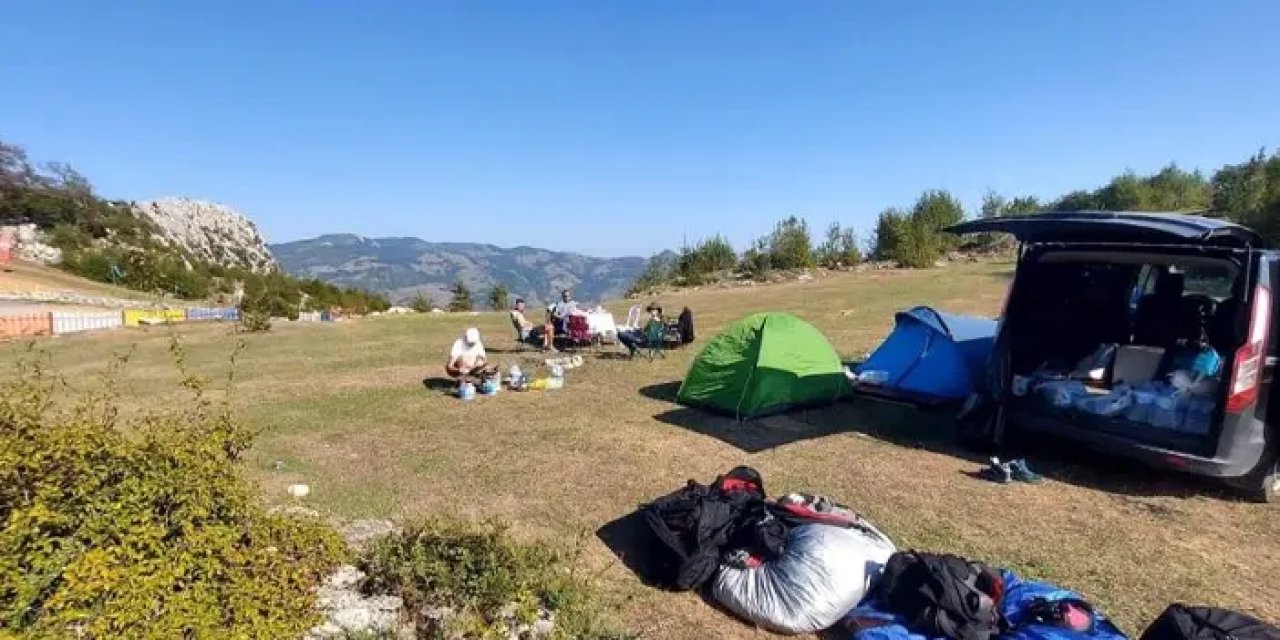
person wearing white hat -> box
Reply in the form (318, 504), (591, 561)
(445, 327), (490, 381)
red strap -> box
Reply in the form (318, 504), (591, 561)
(718, 477), (759, 494)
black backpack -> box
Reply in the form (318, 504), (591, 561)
(866, 551), (1006, 640)
(639, 466), (766, 591)
(1141, 605), (1280, 640)
(678, 307), (695, 344)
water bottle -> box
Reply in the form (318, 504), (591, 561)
(458, 382), (476, 401)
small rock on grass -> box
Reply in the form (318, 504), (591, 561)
(338, 519), (399, 553)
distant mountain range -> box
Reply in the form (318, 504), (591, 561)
(271, 234), (663, 305)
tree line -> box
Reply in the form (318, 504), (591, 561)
(1, 138), (390, 317)
(406, 280), (512, 313)
(630, 146), (1280, 294)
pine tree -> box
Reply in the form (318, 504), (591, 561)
(487, 283), (510, 311)
(448, 279), (473, 312)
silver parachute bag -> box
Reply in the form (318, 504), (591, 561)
(710, 521), (896, 635)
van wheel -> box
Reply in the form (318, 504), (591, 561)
(1232, 460), (1280, 504)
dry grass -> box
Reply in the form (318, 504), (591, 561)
(0, 259), (153, 299)
(4, 262), (1276, 638)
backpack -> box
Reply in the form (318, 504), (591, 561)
(639, 466), (766, 591)
(678, 307), (695, 344)
(1140, 605), (1280, 640)
(868, 551), (1006, 640)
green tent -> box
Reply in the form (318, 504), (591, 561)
(677, 312), (850, 420)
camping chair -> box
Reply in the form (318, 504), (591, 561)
(623, 305), (643, 331)
(644, 318), (666, 360)
(561, 314), (595, 351)
(511, 315), (534, 351)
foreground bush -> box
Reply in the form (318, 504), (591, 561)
(361, 520), (628, 639)
(0, 345), (345, 638)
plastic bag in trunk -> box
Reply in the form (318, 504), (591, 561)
(711, 522), (896, 635)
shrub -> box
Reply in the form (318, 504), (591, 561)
(766, 216), (815, 270)
(817, 222), (862, 268)
(488, 283), (510, 311)
(409, 292), (435, 313)
(626, 254), (674, 297)
(448, 280), (473, 312)
(241, 309), (273, 333)
(870, 208), (908, 261)
(740, 236), (773, 280)
(674, 234), (736, 283)
(0, 344), (345, 638)
(361, 520), (625, 639)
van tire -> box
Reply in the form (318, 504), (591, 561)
(1230, 459), (1280, 504)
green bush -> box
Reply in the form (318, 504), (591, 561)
(765, 216), (815, 270)
(448, 280), (473, 312)
(674, 234), (736, 283)
(0, 345), (344, 638)
(816, 222), (862, 268)
(240, 309), (273, 333)
(362, 520), (625, 639)
(409, 292), (435, 313)
(625, 254), (674, 297)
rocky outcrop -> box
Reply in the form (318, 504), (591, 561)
(0, 223), (62, 263)
(131, 198), (277, 273)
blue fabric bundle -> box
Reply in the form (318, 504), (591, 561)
(843, 570), (1126, 640)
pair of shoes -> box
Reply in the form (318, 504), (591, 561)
(982, 457), (1043, 484)
(981, 457), (1013, 484)
(1008, 458), (1042, 483)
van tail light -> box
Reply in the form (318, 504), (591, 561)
(1226, 285), (1271, 414)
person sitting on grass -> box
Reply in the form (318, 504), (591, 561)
(445, 328), (494, 382)
(617, 304), (663, 358)
(510, 298), (554, 351)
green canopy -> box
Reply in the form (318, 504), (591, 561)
(676, 312), (849, 420)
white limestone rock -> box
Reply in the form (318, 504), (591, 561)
(130, 197), (277, 273)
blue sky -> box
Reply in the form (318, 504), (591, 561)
(3, 1), (1277, 257)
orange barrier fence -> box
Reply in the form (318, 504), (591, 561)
(0, 314), (53, 340)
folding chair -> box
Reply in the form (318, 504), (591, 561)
(623, 305), (642, 331)
(563, 314), (595, 351)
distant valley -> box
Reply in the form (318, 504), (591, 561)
(271, 234), (654, 305)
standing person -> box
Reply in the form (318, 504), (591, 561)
(510, 298), (554, 351)
(551, 289), (578, 334)
(445, 328), (491, 382)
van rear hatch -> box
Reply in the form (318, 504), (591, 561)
(948, 212), (1264, 248)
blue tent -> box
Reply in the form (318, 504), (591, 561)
(853, 306), (997, 402)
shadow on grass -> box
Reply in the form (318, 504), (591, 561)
(654, 397), (984, 457)
(596, 351), (634, 361)
(421, 377), (457, 394)
(641, 381), (1231, 500)
(996, 431), (1239, 502)
(485, 345), (533, 355)
(595, 510), (672, 589)
(594, 510), (781, 635)
(639, 381), (681, 402)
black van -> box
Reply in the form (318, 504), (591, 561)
(949, 212), (1279, 502)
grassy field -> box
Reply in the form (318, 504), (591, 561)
(4, 261), (1277, 638)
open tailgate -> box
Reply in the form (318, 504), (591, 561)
(947, 212), (1263, 248)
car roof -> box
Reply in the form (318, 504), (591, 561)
(947, 211), (1264, 248)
